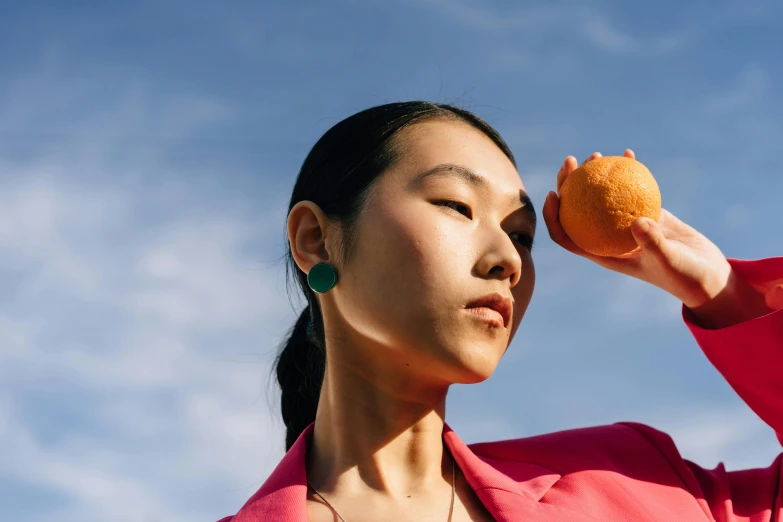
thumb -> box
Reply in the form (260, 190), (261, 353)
(631, 217), (666, 253)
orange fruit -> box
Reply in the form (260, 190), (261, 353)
(558, 156), (661, 257)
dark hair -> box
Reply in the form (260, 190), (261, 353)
(276, 101), (515, 450)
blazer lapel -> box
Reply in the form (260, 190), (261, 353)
(444, 424), (612, 522)
(443, 423), (558, 521)
(232, 422), (601, 522)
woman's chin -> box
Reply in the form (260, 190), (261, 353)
(448, 347), (503, 384)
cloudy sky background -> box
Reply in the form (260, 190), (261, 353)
(0, 1), (781, 520)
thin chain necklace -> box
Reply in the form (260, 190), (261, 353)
(307, 454), (457, 522)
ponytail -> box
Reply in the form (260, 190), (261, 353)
(275, 304), (325, 450)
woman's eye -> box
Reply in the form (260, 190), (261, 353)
(435, 200), (534, 251)
(435, 200), (471, 218)
(510, 233), (535, 252)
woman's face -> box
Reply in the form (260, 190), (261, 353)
(323, 119), (536, 387)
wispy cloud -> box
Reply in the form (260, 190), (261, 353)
(582, 18), (686, 55)
(415, 0), (687, 56)
(702, 65), (769, 114)
(0, 67), (290, 520)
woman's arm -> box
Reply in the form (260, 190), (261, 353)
(686, 257), (783, 443)
(545, 151), (783, 519)
(627, 256), (783, 521)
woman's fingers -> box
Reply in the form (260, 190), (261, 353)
(580, 151), (602, 167)
(556, 155), (578, 193)
(557, 152), (602, 194)
(558, 150), (634, 193)
(543, 191), (590, 257)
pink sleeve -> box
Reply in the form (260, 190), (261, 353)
(629, 257), (783, 521)
(684, 257), (783, 444)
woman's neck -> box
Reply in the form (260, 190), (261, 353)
(307, 360), (452, 499)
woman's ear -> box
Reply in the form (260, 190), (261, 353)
(287, 201), (335, 273)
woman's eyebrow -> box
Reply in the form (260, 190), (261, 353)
(410, 163), (537, 228)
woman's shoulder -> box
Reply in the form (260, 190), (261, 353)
(466, 421), (677, 473)
(446, 422), (695, 506)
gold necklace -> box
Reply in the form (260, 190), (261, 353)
(307, 456), (457, 522)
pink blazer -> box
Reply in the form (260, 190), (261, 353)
(219, 257), (783, 521)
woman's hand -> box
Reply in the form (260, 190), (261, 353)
(542, 150), (771, 327)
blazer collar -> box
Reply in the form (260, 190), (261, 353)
(231, 423), (562, 522)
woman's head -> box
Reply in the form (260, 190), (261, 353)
(277, 102), (536, 449)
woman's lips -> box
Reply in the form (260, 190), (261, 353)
(464, 292), (512, 328)
(462, 306), (505, 328)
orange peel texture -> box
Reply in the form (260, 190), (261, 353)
(558, 156), (662, 257)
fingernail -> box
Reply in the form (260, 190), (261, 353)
(636, 218), (651, 233)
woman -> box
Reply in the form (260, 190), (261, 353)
(219, 102), (782, 521)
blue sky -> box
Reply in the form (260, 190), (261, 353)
(0, 1), (781, 520)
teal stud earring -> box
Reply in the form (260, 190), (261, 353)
(307, 262), (337, 293)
